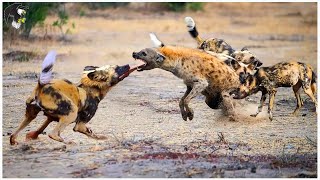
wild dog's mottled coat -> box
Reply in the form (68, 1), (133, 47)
(10, 52), (131, 145)
(233, 61), (317, 120)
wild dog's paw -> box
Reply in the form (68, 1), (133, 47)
(26, 131), (40, 140)
(184, 17), (195, 30)
(10, 135), (18, 145)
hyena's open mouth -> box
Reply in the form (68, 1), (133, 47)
(133, 58), (147, 71)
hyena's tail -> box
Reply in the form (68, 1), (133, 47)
(39, 50), (56, 86)
(184, 17), (203, 45)
(311, 70), (317, 95)
(149, 33), (165, 47)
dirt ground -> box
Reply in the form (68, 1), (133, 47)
(2, 2), (317, 178)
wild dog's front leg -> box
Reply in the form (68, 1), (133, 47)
(183, 80), (208, 121)
(268, 90), (277, 121)
(251, 89), (268, 117)
(179, 86), (192, 121)
(73, 121), (107, 140)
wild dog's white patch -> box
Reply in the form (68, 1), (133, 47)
(184, 17), (195, 31)
(11, 20), (21, 29)
(149, 33), (163, 47)
(40, 50), (56, 85)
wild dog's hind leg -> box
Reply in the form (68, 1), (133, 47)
(292, 82), (303, 116)
(221, 91), (236, 121)
(10, 104), (41, 145)
(26, 116), (55, 141)
(268, 90), (277, 121)
(302, 85), (318, 114)
(180, 86), (192, 121)
(73, 121), (107, 140)
(251, 89), (268, 117)
(48, 108), (78, 143)
(184, 80), (208, 121)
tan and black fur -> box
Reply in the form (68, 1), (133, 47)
(232, 61), (317, 120)
(10, 51), (133, 145)
(132, 34), (252, 121)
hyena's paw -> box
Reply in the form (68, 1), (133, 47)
(187, 109), (194, 121)
(181, 111), (188, 121)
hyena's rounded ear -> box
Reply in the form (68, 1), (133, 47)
(87, 71), (107, 81)
(241, 47), (249, 51)
(156, 53), (165, 63)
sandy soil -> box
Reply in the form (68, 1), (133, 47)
(2, 2), (317, 178)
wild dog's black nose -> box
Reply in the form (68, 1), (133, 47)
(115, 64), (130, 77)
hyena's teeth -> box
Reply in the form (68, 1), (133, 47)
(184, 17), (195, 30)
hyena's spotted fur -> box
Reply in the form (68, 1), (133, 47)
(233, 61), (317, 120)
(133, 33), (242, 121)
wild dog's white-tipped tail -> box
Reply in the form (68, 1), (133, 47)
(184, 16), (195, 31)
(40, 50), (57, 85)
(149, 33), (164, 47)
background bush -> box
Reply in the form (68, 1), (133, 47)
(164, 2), (204, 12)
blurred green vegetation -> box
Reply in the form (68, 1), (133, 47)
(164, 2), (204, 12)
(3, 2), (204, 39)
(84, 2), (130, 10)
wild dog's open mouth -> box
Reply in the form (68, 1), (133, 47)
(116, 64), (131, 81)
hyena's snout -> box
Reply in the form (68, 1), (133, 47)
(132, 52), (139, 59)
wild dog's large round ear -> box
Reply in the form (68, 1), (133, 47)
(230, 59), (241, 70)
(87, 70), (107, 81)
(255, 59), (263, 67)
(241, 47), (249, 51)
(84, 66), (99, 71)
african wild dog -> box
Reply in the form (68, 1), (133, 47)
(10, 51), (137, 145)
(132, 33), (258, 121)
(232, 61), (317, 120)
(184, 16), (262, 68)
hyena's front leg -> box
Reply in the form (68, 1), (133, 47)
(251, 89), (268, 117)
(179, 86), (192, 121)
(221, 91), (236, 121)
(183, 80), (208, 121)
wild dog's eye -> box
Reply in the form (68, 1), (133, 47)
(250, 56), (255, 60)
(142, 52), (147, 56)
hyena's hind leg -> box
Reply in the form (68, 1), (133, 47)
(73, 121), (107, 140)
(10, 104), (41, 145)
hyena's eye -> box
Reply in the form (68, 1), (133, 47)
(142, 52), (147, 56)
